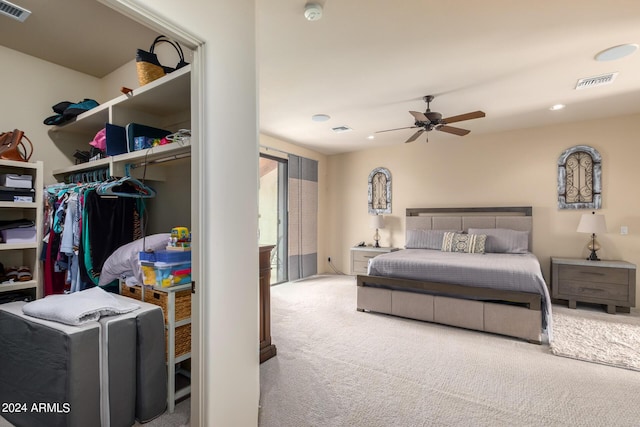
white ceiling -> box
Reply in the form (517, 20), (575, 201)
(2, 0), (640, 155)
(0, 0), (161, 78)
(257, 0), (640, 154)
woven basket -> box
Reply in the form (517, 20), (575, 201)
(135, 35), (189, 86)
(136, 61), (166, 86)
(143, 288), (192, 324)
(166, 324), (191, 359)
(120, 283), (143, 301)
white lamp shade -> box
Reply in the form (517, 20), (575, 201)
(577, 213), (607, 234)
(370, 215), (385, 229)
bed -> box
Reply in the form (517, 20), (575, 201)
(356, 207), (552, 344)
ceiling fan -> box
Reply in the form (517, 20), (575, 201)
(376, 95), (485, 143)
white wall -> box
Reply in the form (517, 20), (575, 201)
(325, 113), (640, 306)
(130, 1), (259, 426)
(0, 45), (103, 184)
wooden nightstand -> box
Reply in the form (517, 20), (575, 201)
(350, 246), (399, 275)
(551, 257), (637, 314)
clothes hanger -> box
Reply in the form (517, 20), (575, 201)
(96, 175), (156, 198)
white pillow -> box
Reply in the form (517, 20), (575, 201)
(99, 233), (171, 286)
(467, 228), (529, 253)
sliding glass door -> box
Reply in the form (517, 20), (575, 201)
(259, 154), (288, 284)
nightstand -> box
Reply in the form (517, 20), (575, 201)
(551, 257), (637, 314)
(350, 246), (399, 275)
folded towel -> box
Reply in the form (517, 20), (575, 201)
(22, 287), (140, 326)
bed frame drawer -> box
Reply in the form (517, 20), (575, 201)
(392, 291), (434, 322)
(434, 296), (484, 330)
(484, 303), (541, 342)
(357, 286), (392, 313)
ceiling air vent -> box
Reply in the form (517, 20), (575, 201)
(0, 0), (31, 22)
(331, 126), (352, 133)
(575, 72), (618, 90)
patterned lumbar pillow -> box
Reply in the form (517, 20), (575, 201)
(441, 232), (486, 254)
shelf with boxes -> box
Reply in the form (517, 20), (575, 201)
(120, 228), (193, 413)
(0, 160), (43, 301)
(48, 65), (191, 182)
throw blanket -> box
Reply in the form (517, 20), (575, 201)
(22, 287), (140, 326)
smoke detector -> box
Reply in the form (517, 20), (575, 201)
(304, 3), (323, 21)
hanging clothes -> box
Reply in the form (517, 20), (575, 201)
(80, 188), (136, 287)
(42, 180), (144, 295)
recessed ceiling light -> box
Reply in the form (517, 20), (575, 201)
(367, 135), (375, 140)
(595, 44), (638, 61)
(311, 114), (330, 122)
(550, 104), (566, 111)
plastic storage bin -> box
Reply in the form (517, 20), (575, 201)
(139, 250), (191, 288)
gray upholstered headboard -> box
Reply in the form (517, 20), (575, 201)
(406, 206), (533, 251)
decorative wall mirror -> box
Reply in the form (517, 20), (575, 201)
(368, 167), (392, 214)
(557, 145), (601, 209)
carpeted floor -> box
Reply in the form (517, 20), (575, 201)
(259, 275), (640, 427)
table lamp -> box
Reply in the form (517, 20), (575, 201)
(576, 211), (607, 261)
(370, 214), (385, 248)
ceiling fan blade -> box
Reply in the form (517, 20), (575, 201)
(438, 125), (470, 136)
(405, 129), (424, 143)
(375, 126), (418, 134)
(443, 111), (485, 124)
(409, 111), (429, 122)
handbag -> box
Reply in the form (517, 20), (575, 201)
(136, 35), (189, 86)
(0, 129), (33, 162)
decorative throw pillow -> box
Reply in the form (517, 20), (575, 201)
(467, 228), (529, 253)
(441, 232), (486, 254)
(405, 229), (460, 250)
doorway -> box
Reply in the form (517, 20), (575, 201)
(259, 154), (288, 284)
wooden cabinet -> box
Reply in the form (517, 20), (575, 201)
(551, 257), (636, 314)
(0, 160), (43, 301)
(260, 245), (276, 363)
(350, 246), (399, 275)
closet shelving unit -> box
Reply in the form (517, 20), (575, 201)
(50, 65), (191, 181)
(0, 159), (43, 300)
(48, 66), (192, 412)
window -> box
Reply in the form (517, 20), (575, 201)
(557, 145), (601, 209)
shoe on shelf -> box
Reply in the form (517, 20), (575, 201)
(17, 266), (32, 282)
